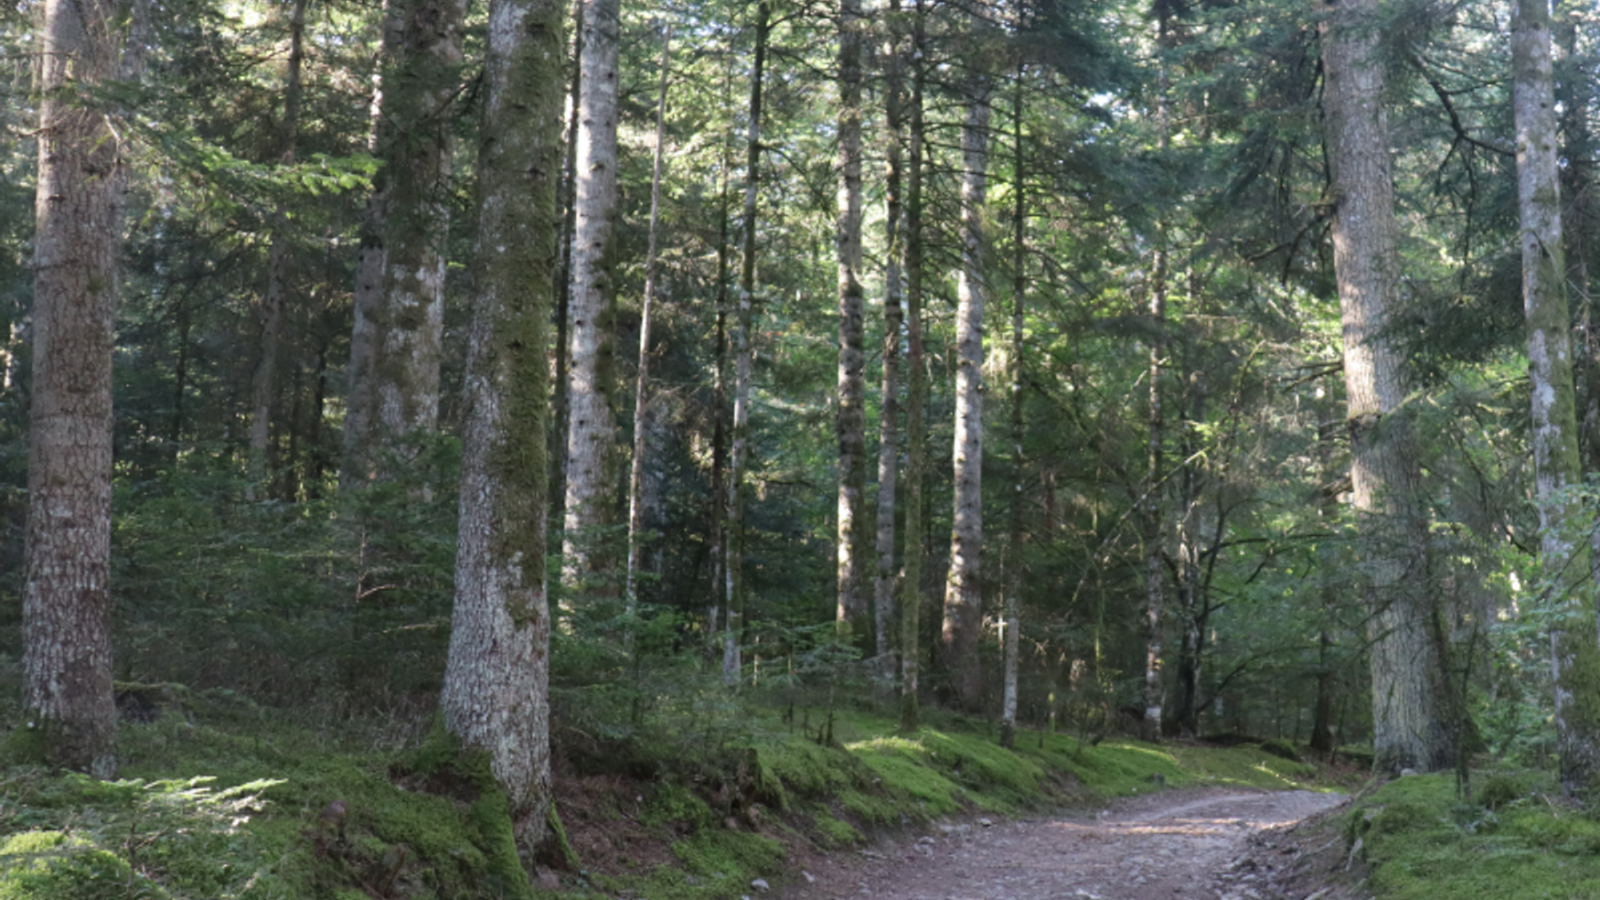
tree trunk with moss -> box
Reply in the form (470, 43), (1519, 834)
(561, 0), (624, 599)
(442, 0), (563, 856)
(1514, 0), (1600, 795)
(941, 79), (990, 713)
(1321, 0), (1452, 775)
(22, 0), (136, 779)
(343, 0), (461, 486)
(1000, 75), (1026, 751)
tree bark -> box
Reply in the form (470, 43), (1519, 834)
(835, 0), (868, 638)
(1320, 0), (1452, 774)
(1000, 73), (1026, 751)
(898, 4), (927, 732)
(1513, 0), (1600, 795)
(247, 0), (308, 498)
(442, 0), (564, 854)
(873, 0), (906, 675)
(625, 26), (673, 613)
(726, 0), (770, 685)
(561, 0), (624, 599)
(23, 0), (134, 778)
(941, 79), (990, 713)
(342, 0), (461, 486)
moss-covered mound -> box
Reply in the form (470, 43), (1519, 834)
(1346, 770), (1600, 900)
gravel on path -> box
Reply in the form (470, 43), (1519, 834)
(773, 788), (1350, 900)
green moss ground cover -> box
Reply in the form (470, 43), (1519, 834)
(1, 694), (1350, 900)
(1346, 770), (1600, 900)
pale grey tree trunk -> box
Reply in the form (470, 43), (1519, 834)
(835, 0), (868, 637)
(726, 0), (770, 685)
(1000, 74), (1026, 751)
(941, 80), (990, 713)
(442, 0), (564, 855)
(248, 0), (307, 498)
(626, 26), (672, 613)
(1321, 0), (1452, 774)
(1514, 0), (1600, 794)
(23, 0), (135, 778)
(899, 5), (927, 732)
(342, 0), (461, 486)
(561, 0), (624, 597)
(873, 0), (906, 674)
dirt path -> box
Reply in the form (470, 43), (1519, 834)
(776, 789), (1350, 900)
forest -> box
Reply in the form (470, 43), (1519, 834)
(1, 0), (1599, 892)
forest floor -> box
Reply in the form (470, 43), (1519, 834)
(771, 787), (1358, 900)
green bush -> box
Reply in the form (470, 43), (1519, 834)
(0, 831), (169, 900)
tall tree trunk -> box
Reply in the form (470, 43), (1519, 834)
(1000, 73), (1026, 751)
(626, 27), (672, 612)
(1309, 405), (1339, 754)
(1172, 331), (1207, 737)
(23, 0), (135, 778)
(562, 0), (624, 599)
(726, 0), (770, 685)
(442, 0), (564, 855)
(835, 0), (868, 638)
(249, 0), (307, 498)
(550, 0), (584, 535)
(1321, 0), (1452, 774)
(1514, 0), (1600, 795)
(941, 79), (990, 713)
(898, 3), (927, 732)
(1140, 10), (1171, 743)
(342, 0), (461, 486)
(873, 0), (906, 674)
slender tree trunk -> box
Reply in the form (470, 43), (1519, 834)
(873, 0), (906, 674)
(248, 0), (307, 497)
(726, 0), (770, 684)
(1172, 344), (1207, 737)
(551, 0), (583, 534)
(1140, 11), (1171, 743)
(1000, 73), (1026, 751)
(562, 0), (624, 599)
(626, 27), (672, 612)
(341, 0), (461, 486)
(1309, 407), (1339, 754)
(835, 0), (868, 637)
(898, 4), (927, 732)
(941, 79), (990, 713)
(1514, 0), (1600, 795)
(442, 0), (564, 855)
(23, 0), (135, 778)
(1321, 0), (1452, 774)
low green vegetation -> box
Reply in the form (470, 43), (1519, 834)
(1, 689), (1351, 900)
(1345, 769), (1600, 900)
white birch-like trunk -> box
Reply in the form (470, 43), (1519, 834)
(561, 0), (624, 595)
(23, 0), (134, 777)
(1514, 0), (1600, 794)
(1321, 0), (1451, 774)
(941, 81), (990, 712)
(442, 0), (564, 854)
